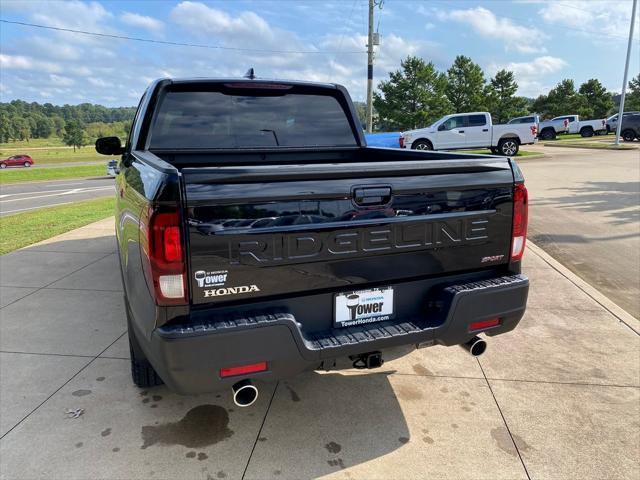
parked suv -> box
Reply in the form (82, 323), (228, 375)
(619, 113), (640, 141)
(606, 111), (640, 133)
(0, 154), (34, 168)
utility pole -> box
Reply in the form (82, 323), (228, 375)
(365, 0), (374, 133)
(615, 0), (637, 145)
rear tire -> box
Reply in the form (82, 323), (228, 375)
(498, 138), (519, 156)
(412, 139), (433, 151)
(622, 129), (636, 142)
(580, 127), (594, 138)
(0, 163), (6, 169)
(539, 128), (556, 140)
(127, 302), (163, 388)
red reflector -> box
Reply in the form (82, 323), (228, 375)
(220, 362), (268, 378)
(469, 318), (500, 331)
(163, 226), (182, 262)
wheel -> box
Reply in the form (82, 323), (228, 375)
(412, 139), (433, 151)
(539, 128), (556, 140)
(498, 138), (519, 156)
(127, 302), (163, 388)
(0, 163), (6, 169)
(622, 129), (636, 142)
(580, 127), (594, 138)
(23, 161), (31, 167)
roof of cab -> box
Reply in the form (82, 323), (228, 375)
(162, 77), (339, 89)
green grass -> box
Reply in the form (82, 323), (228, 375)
(1, 136), (104, 165)
(545, 132), (612, 142)
(463, 149), (542, 157)
(0, 197), (115, 255)
(0, 146), (103, 165)
(0, 137), (67, 149)
(0, 164), (106, 184)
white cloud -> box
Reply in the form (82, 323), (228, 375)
(440, 7), (546, 54)
(170, 1), (306, 53)
(0, 54), (62, 74)
(87, 77), (109, 88)
(537, 0), (639, 41)
(49, 74), (75, 87)
(489, 56), (568, 96)
(492, 56), (568, 77)
(121, 12), (164, 33)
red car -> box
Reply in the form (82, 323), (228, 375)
(0, 155), (34, 168)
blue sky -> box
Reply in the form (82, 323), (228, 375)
(1, 0), (638, 106)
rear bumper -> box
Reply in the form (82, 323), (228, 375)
(147, 274), (528, 394)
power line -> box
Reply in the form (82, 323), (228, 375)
(0, 19), (367, 55)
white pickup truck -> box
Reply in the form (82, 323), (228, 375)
(551, 115), (607, 137)
(399, 112), (536, 156)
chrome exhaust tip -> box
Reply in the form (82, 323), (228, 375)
(232, 379), (259, 407)
(461, 336), (487, 357)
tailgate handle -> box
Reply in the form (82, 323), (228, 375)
(353, 186), (392, 206)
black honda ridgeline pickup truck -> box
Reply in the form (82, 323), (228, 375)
(97, 78), (529, 407)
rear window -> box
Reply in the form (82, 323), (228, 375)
(468, 114), (487, 126)
(509, 117), (534, 124)
(148, 89), (357, 149)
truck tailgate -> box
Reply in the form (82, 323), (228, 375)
(181, 158), (514, 305)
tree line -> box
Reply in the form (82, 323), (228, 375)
(372, 55), (640, 131)
(0, 100), (136, 144)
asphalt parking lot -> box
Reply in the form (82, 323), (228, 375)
(519, 144), (640, 318)
(0, 178), (114, 216)
(1, 218), (638, 480)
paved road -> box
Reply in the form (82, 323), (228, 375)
(0, 219), (638, 479)
(518, 144), (640, 318)
(0, 178), (114, 216)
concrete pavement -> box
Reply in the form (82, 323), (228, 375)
(0, 219), (639, 480)
(0, 178), (114, 216)
(517, 144), (640, 318)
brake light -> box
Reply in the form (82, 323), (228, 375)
(140, 207), (187, 305)
(399, 136), (405, 148)
(511, 183), (528, 261)
(220, 362), (268, 378)
(469, 318), (500, 332)
(530, 125), (538, 136)
(223, 83), (292, 90)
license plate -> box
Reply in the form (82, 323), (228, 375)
(334, 287), (394, 328)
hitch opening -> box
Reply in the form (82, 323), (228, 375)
(350, 351), (384, 369)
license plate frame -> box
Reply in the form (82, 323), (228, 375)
(333, 286), (394, 328)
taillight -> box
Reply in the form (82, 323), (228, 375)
(511, 183), (528, 261)
(141, 206), (187, 305)
(399, 136), (405, 148)
(530, 125), (538, 136)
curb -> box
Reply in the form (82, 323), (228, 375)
(526, 240), (640, 335)
(541, 142), (636, 150)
